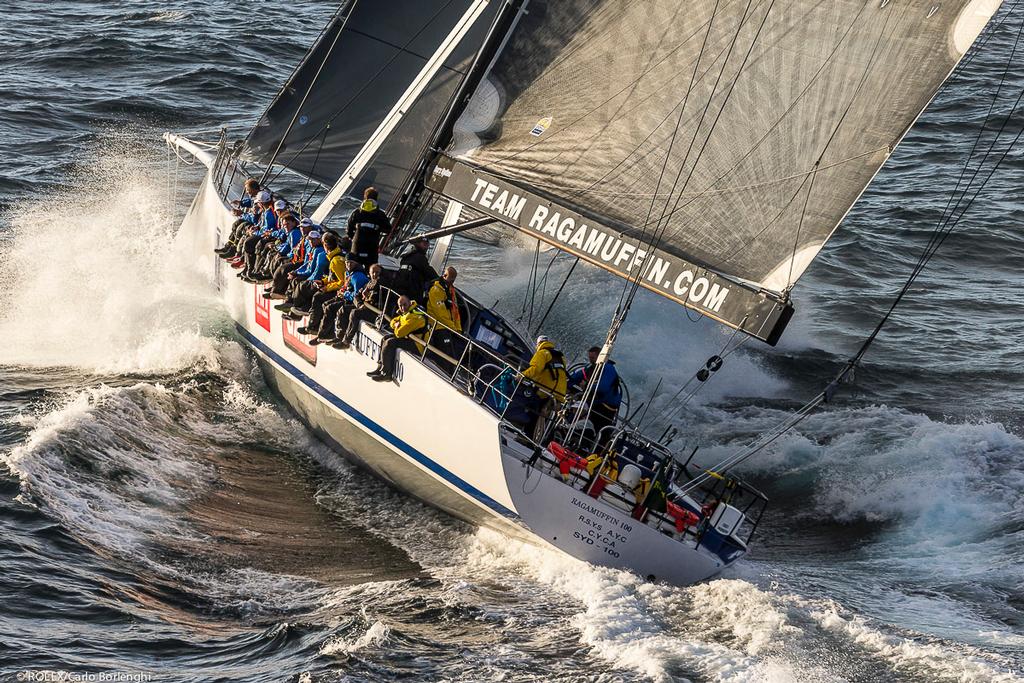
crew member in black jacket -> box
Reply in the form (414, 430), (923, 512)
(346, 187), (391, 266)
(397, 235), (439, 300)
(332, 263), (393, 349)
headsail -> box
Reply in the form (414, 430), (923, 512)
(241, 0), (497, 206)
(425, 0), (1003, 342)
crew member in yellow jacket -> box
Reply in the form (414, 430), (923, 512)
(426, 266), (463, 333)
(301, 237), (347, 336)
(426, 266), (463, 372)
(523, 335), (568, 402)
(368, 295), (426, 382)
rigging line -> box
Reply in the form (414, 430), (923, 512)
(527, 241), (542, 329)
(891, 85), (1024, 311)
(245, 4), (347, 147)
(665, 341), (747, 421)
(259, 1), (357, 185)
(643, 320), (748, 429)
(566, 0), (749, 447)
(612, 0), (734, 318)
(851, 93), (1024, 369)
(680, 392), (825, 495)
(518, 239), (541, 324)
(954, 0), (1021, 75)
(621, 1), (874, 228)
(471, 0), (773, 175)
(570, 0), (871, 204)
(785, 160), (818, 288)
(534, 249), (562, 311)
(534, 257), (579, 334)
(646, 0), (771, 250)
(613, 0), (726, 314)
(587, 2), (772, 444)
(530, 1), (693, 184)
(690, 94), (1024, 489)
(269, 0), (460, 183)
(932, 9), (1024, 242)
(633, 0), (983, 240)
(299, 125), (331, 215)
(622, 0), (770, 319)
(522, 1), (776, 188)
(714, 0), (906, 271)
(530, 0), (814, 198)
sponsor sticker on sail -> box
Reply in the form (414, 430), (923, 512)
(530, 116), (552, 137)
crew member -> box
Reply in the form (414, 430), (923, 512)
(569, 345), (623, 444)
(217, 178), (262, 258)
(523, 335), (568, 402)
(368, 296), (426, 382)
(347, 187), (390, 266)
(275, 230), (327, 316)
(263, 215), (310, 300)
(397, 235), (438, 300)
(297, 234), (346, 334)
(426, 266), (463, 371)
(305, 260), (368, 344)
(333, 263), (390, 349)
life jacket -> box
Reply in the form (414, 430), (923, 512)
(427, 277), (462, 331)
(392, 302), (427, 340)
(291, 238), (306, 264)
(545, 349), (567, 382)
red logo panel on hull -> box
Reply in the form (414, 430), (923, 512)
(283, 317), (318, 365)
(254, 285), (271, 332)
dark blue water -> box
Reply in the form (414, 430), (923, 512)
(1, 2), (1022, 682)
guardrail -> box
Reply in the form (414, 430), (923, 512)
(363, 285), (553, 438)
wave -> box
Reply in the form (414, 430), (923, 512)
(0, 143), (226, 374)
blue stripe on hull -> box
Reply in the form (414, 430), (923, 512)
(235, 324), (518, 519)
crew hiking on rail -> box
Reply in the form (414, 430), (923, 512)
(215, 179), (621, 434)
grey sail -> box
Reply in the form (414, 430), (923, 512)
(242, 0), (497, 205)
(425, 0), (1002, 341)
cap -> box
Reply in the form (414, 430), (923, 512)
(256, 190), (272, 203)
(414, 235), (429, 243)
(536, 335), (549, 346)
(588, 346), (601, 354)
(308, 231), (322, 239)
(299, 217), (313, 228)
(274, 200), (288, 211)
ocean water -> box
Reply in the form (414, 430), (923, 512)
(0, 2), (1022, 682)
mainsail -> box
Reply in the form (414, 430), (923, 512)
(242, 0), (497, 206)
(424, 0), (1003, 343)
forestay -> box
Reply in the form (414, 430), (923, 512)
(241, 0), (497, 205)
(439, 0), (1002, 298)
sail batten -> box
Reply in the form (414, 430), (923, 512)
(441, 0), (1003, 300)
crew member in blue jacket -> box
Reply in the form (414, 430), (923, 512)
(276, 231), (327, 316)
(216, 179), (262, 258)
(240, 194), (280, 278)
(302, 260), (369, 344)
(569, 345), (623, 446)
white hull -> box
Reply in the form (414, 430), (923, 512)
(176, 161), (737, 586)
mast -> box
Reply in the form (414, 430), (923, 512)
(388, 0), (528, 244)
